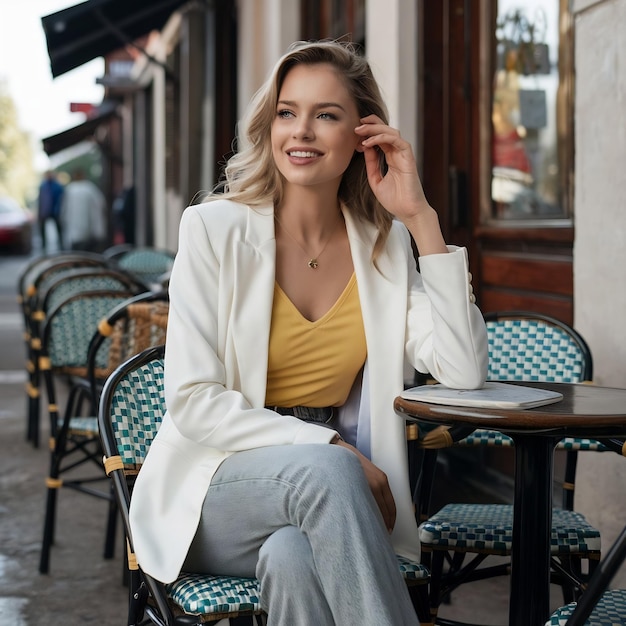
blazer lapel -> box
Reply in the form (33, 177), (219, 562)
(230, 205), (276, 407)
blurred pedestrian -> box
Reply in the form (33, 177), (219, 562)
(37, 170), (64, 252)
(60, 168), (107, 251)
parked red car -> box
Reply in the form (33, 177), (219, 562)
(0, 196), (33, 255)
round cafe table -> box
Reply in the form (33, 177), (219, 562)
(394, 382), (626, 626)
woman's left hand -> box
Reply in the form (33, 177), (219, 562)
(355, 115), (431, 222)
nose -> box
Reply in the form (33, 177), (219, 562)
(292, 117), (314, 141)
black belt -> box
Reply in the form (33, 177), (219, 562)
(266, 405), (335, 424)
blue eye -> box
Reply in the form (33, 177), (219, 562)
(277, 110), (293, 119)
(318, 112), (337, 120)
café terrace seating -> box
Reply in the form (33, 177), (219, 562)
(410, 311), (603, 624)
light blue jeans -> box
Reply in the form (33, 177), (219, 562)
(183, 444), (419, 625)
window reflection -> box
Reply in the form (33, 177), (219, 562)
(491, 1), (565, 220)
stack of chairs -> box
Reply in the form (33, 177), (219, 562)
(37, 282), (169, 573)
(17, 252), (113, 446)
(24, 259), (148, 448)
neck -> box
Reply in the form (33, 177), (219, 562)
(277, 187), (342, 239)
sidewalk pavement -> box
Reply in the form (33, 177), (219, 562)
(0, 286), (127, 625)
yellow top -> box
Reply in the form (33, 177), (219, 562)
(265, 273), (367, 407)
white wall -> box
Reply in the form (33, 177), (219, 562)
(236, 0), (300, 120)
(365, 0), (418, 151)
(572, 0), (626, 587)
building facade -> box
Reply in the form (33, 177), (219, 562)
(43, 0), (626, 584)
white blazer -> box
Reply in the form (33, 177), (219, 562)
(129, 199), (488, 583)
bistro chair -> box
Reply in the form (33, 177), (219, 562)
(38, 289), (167, 573)
(99, 345), (432, 625)
(546, 510), (626, 625)
(16, 252), (112, 445)
(412, 311), (602, 623)
(108, 246), (176, 287)
(26, 265), (148, 448)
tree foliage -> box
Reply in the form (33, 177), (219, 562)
(0, 81), (37, 207)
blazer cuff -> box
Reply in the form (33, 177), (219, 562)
(293, 422), (340, 445)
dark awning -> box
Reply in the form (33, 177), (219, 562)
(41, 0), (190, 78)
(41, 102), (118, 155)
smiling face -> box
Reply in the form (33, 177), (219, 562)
(271, 63), (363, 195)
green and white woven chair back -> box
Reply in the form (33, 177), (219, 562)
(460, 316), (595, 448)
(118, 249), (174, 285)
(47, 294), (132, 369)
(109, 357), (165, 466)
(487, 319), (587, 383)
(46, 275), (136, 313)
(36, 264), (94, 299)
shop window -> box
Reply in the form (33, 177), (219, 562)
(490, 0), (573, 222)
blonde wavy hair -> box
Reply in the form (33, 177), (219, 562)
(212, 39), (393, 258)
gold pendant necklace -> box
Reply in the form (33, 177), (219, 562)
(274, 214), (338, 269)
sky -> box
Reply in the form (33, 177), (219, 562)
(0, 0), (105, 170)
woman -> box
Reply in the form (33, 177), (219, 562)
(130, 40), (488, 625)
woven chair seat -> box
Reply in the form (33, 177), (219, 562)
(64, 416), (98, 434)
(545, 589), (626, 625)
(396, 555), (430, 581)
(165, 555), (428, 619)
(456, 430), (607, 452)
(558, 437), (607, 452)
(419, 504), (601, 554)
(166, 573), (261, 616)
(457, 428), (514, 446)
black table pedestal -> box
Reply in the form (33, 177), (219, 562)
(510, 434), (557, 626)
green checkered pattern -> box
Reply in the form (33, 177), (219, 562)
(48, 294), (130, 368)
(164, 554), (427, 618)
(118, 249), (174, 285)
(396, 555), (430, 581)
(546, 589), (626, 624)
(166, 572), (261, 615)
(110, 358), (166, 465)
(45, 275), (134, 314)
(420, 504), (601, 554)
(486, 319), (586, 382)
(456, 318), (606, 453)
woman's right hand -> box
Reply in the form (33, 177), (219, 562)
(335, 439), (397, 533)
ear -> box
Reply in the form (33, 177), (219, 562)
(355, 142), (365, 154)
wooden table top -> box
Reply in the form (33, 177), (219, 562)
(394, 382), (626, 436)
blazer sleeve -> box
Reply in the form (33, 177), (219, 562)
(164, 205), (338, 451)
(404, 238), (488, 389)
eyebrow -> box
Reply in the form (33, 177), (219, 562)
(277, 100), (347, 112)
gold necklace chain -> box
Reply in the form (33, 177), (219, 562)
(274, 214), (338, 269)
